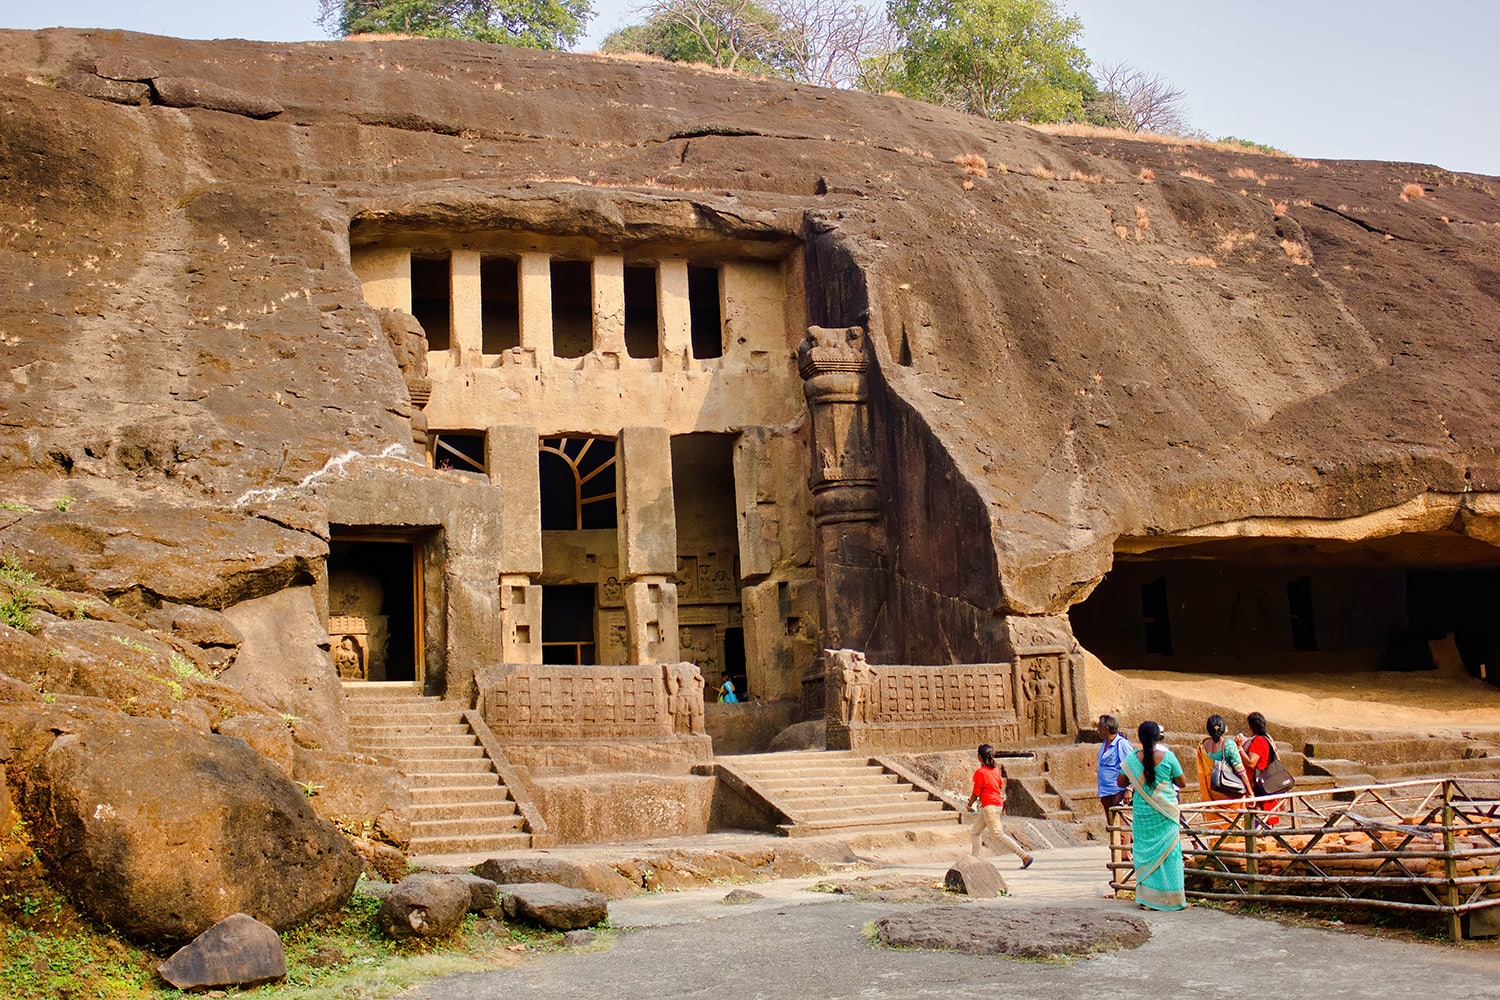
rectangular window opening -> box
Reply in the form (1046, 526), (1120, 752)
(542, 584), (597, 665)
(410, 254), (452, 352)
(687, 265), (723, 359)
(624, 264), (660, 359)
(480, 255), (521, 354)
(431, 431), (486, 475)
(550, 259), (594, 358)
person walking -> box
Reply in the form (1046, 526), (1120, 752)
(965, 743), (1034, 869)
(1118, 720), (1188, 910)
(1096, 715), (1133, 816)
(1238, 711), (1284, 826)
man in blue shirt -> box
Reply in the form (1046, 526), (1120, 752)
(1096, 714), (1133, 813)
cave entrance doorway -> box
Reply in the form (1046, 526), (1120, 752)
(328, 530), (426, 687)
(672, 433), (746, 696)
(1068, 532), (1500, 687)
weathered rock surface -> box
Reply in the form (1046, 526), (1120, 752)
(473, 856), (640, 899)
(875, 905), (1150, 958)
(944, 857), (1008, 898)
(378, 873), (473, 939)
(157, 912), (287, 990)
(499, 882), (608, 930)
(18, 712), (360, 943)
(220, 586), (350, 751)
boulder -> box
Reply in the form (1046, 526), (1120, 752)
(500, 883), (608, 930)
(473, 856), (638, 899)
(151, 76), (284, 118)
(351, 839), (409, 883)
(876, 906), (1150, 959)
(24, 713), (360, 944)
(217, 714), (296, 775)
(561, 929), (598, 947)
(157, 913), (287, 990)
(944, 857), (1008, 898)
(452, 872), (501, 914)
(291, 744), (411, 847)
(768, 719), (825, 752)
(220, 586), (350, 752)
(378, 873), (471, 939)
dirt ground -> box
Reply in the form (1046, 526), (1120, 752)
(1085, 638), (1500, 738)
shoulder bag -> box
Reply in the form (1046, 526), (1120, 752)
(1252, 739), (1296, 796)
(1209, 755), (1246, 796)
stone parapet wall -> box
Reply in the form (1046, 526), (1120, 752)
(498, 737), (714, 777)
(825, 649), (1081, 754)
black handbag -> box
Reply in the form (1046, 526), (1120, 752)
(1209, 757), (1246, 796)
(1253, 740), (1296, 796)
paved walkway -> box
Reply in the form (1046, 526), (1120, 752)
(398, 844), (1500, 1000)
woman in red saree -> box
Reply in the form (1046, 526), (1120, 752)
(1238, 711), (1283, 826)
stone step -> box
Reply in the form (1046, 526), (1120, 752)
(413, 799), (519, 822)
(774, 784), (918, 805)
(396, 758), (495, 777)
(410, 784), (512, 806)
(351, 722), (468, 740)
(409, 831), (533, 855)
(779, 815), (959, 838)
(378, 744), (486, 761)
(1366, 758), (1500, 780)
(780, 790), (936, 813)
(411, 815), (528, 838)
(349, 710), (466, 726)
(751, 773), (903, 791)
(402, 769), (504, 788)
(792, 799), (943, 822)
(351, 734), (474, 749)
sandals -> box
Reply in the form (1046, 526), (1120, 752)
(1021, 856), (1034, 870)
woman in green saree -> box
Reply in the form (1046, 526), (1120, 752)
(1117, 720), (1189, 911)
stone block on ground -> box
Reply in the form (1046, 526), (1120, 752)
(378, 874), (471, 939)
(452, 872), (500, 914)
(499, 882), (608, 930)
(876, 905), (1150, 959)
(945, 857), (1008, 898)
(561, 929), (598, 947)
(473, 856), (638, 899)
(157, 913), (286, 990)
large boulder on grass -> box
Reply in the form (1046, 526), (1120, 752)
(24, 713), (360, 944)
(377, 873), (472, 939)
(157, 913), (287, 990)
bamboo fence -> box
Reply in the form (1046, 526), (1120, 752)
(1107, 777), (1500, 941)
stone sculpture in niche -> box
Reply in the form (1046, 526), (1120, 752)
(1023, 659), (1062, 737)
(663, 662), (706, 735)
(332, 635), (364, 679)
(831, 648), (878, 726)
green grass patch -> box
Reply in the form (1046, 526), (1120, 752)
(0, 887), (604, 1000)
(0, 557), (40, 632)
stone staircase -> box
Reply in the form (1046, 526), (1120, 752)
(715, 750), (960, 837)
(1302, 738), (1500, 789)
(344, 683), (533, 855)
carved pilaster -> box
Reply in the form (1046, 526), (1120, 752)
(797, 326), (887, 716)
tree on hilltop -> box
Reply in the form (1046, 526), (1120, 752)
(886, 0), (1089, 121)
(318, 0), (593, 50)
(1090, 61), (1190, 134)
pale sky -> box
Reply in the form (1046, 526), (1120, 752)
(3, 0), (1495, 175)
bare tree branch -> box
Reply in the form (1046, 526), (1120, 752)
(1094, 61), (1190, 134)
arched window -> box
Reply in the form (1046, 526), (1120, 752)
(539, 436), (617, 530)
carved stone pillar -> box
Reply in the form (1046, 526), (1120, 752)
(797, 326), (886, 716)
(618, 427), (682, 665)
(488, 425), (543, 666)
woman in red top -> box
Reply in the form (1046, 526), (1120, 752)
(1238, 712), (1283, 826)
(965, 744), (1034, 868)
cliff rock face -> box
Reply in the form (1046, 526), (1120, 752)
(0, 29), (1494, 624)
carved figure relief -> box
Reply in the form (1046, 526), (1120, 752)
(1023, 659), (1062, 737)
(663, 662), (706, 735)
(332, 635), (364, 679)
(830, 648), (878, 726)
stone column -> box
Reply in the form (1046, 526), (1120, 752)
(797, 325), (886, 715)
(518, 252), (553, 361)
(657, 259), (691, 366)
(618, 426), (680, 665)
(351, 247), (410, 312)
(488, 425), (543, 665)
(593, 255), (626, 358)
(451, 250), (482, 366)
